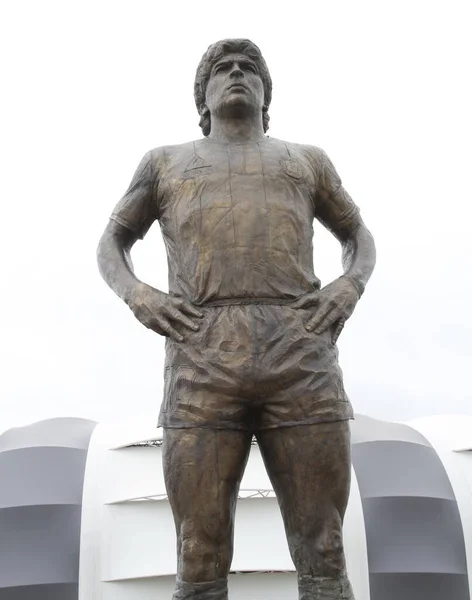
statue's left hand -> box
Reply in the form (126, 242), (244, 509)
(304, 277), (359, 343)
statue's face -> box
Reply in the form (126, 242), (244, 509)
(205, 53), (265, 120)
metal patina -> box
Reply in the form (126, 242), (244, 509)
(97, 38), (376, 600)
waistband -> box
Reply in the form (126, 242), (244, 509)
(201, 297), (298, 307)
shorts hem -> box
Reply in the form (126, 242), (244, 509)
(158, 414), (354, 431)
(256, 414), (354, 430)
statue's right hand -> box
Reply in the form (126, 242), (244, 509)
(127, 283), (203, 342)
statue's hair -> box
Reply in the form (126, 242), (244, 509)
(194, 39), (272, 136)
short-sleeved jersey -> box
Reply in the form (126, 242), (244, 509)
(110, 137), (360, 305)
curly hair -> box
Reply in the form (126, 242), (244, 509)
(194, 39), (272, 136)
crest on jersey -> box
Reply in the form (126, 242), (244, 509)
(280, 159), (302, 179)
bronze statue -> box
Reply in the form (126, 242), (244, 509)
(97, 39), (376, 600)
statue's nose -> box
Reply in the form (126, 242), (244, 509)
(230, 64), (244, 78)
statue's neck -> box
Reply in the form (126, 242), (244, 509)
(207, 115), (265, 144)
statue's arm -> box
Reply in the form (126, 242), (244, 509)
(97, 219), (143, 305)
(97, 149), (202, 341)
(314, 149), (376, 297)
(296, 148), (376, 339)
(97, 150), (157, 305)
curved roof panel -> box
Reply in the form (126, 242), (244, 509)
(0, 418), (96, 452)
(0, 417), (96, 600)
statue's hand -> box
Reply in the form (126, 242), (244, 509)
(304, 277), (359, 343)
(128, 283), (203, 342)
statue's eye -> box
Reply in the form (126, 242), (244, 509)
(243, 63), (257, 73)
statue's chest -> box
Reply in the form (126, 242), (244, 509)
(159, 143), (315, 247)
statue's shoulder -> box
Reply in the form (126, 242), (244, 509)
(269, 137), (325, 167)
(146, 140), (197, 160)
(143, 141), (201, 173)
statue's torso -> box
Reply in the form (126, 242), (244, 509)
(156, 137), (323, 304)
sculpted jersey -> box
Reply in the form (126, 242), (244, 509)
(110, 137), (360, 305)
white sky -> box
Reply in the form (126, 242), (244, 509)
(1, 0), (471, 432)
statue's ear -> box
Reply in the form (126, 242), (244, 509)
(198, 105), (211, 135)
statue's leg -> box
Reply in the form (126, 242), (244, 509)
(256, 421), (355, 600)
(162, 427), (252, 600)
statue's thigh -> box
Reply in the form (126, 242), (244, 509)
(162, 427), (252, 531)
(256, 421), (352, 531)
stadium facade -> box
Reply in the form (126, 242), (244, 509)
(0, 414), (471, 600)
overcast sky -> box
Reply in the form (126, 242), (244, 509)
(1, 0), (471, 432)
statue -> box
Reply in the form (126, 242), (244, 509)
(97, 39), (376, 600)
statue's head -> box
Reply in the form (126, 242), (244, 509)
(194, 39), (272, 136)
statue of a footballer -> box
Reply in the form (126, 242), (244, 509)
(97, 39), (376, 600)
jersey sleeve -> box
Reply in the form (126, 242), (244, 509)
(314, 149), (361, 237)
(110, 150), (158, 239)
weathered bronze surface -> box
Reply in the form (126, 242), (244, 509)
(97, 39), (376, 600)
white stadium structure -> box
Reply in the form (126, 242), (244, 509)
(0, 413), (471, 600)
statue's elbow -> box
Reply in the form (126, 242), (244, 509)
(96, 228), (114, 275)
(359, 224), (377, 269)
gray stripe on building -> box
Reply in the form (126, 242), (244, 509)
(351, 414), (470, 600)
(0, 418), (96, 600)
(0, 583), (78, 600)
(352, 441), (455, 499)
(0, 447), (90, 508)
(369, 573), (470, 600)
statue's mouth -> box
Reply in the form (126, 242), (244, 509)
(228, 83), (248, 91)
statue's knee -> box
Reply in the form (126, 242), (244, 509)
(292, 526), (345, 576)
(179, 538), (216, 580)
(313, 528), (345, 575)
(178, 525), (231, 581)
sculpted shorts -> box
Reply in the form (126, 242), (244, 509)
(157, 302), (354, 431)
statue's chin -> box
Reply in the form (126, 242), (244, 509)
(219, 96), (258, 119)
